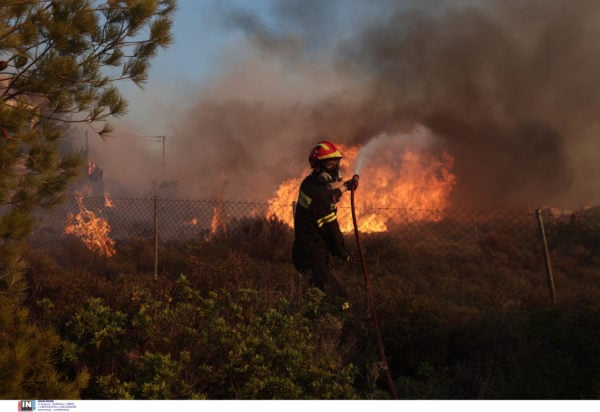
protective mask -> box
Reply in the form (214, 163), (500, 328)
(318, 165), (342, 183)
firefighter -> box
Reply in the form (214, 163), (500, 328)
(292, 140), (358, 301)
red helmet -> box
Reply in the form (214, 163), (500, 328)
(308, 140), (342, 168)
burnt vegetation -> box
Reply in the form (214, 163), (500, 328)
(20, 212), (600, 399)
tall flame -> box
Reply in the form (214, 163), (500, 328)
(210, 204), (225, 235)
(64, 191), (116, 256)
(267, 134), (456, 233)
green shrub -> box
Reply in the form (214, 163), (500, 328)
(89, 278), (358, 399)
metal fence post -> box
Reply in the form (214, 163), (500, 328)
(535, 209), (557, 303)
(154, 195), (158, 280)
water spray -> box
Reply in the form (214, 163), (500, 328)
(353, 133), (389, 176)
(350, 165), (399, 399)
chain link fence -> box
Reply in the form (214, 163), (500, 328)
(28, 195), (600, 248)
(31, 196), (294, 243)
(27, 195), (599, 299)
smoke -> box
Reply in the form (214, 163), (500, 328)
(336, 0), (600, 208)
(104, 0), (600, 209)
(354, 126), (436, 175)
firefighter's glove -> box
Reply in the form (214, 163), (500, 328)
(343, 178), (358, 192)
(343, 251), (357, 264)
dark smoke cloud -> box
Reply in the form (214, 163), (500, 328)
(337, 0), (600, 208)
(139, 0), (599, 209)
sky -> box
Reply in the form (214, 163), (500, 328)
(86, 0), (600, 210)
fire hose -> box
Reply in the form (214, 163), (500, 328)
(350, 174), (399, 399)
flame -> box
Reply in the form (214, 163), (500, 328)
(185, 217), (199, 226)
(267, 138), (456, 233)
(88, 160), (96, 175)
(104, 192), (114, 208)
(64, 191), (116, 256)
(210, 204), (225, 235)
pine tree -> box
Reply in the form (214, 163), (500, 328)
(0, 292), (90, 398)
(0, 0), (176, 398)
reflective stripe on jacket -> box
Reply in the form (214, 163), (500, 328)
(292, 172), (346, 266)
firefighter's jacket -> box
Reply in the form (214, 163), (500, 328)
(292, 172), (347, 268)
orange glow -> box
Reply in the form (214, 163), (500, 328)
(104, 192), (114, 208)
(267, 139), (456, 233)
(210, 205), (224, 235)
(186, 217), (199, 226)
(64, 191), (116, 256)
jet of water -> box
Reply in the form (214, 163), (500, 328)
(354, 126), (435, 175)
(354, 133), (389, 175)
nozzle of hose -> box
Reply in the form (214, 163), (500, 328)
(351, 174), (359, 191)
